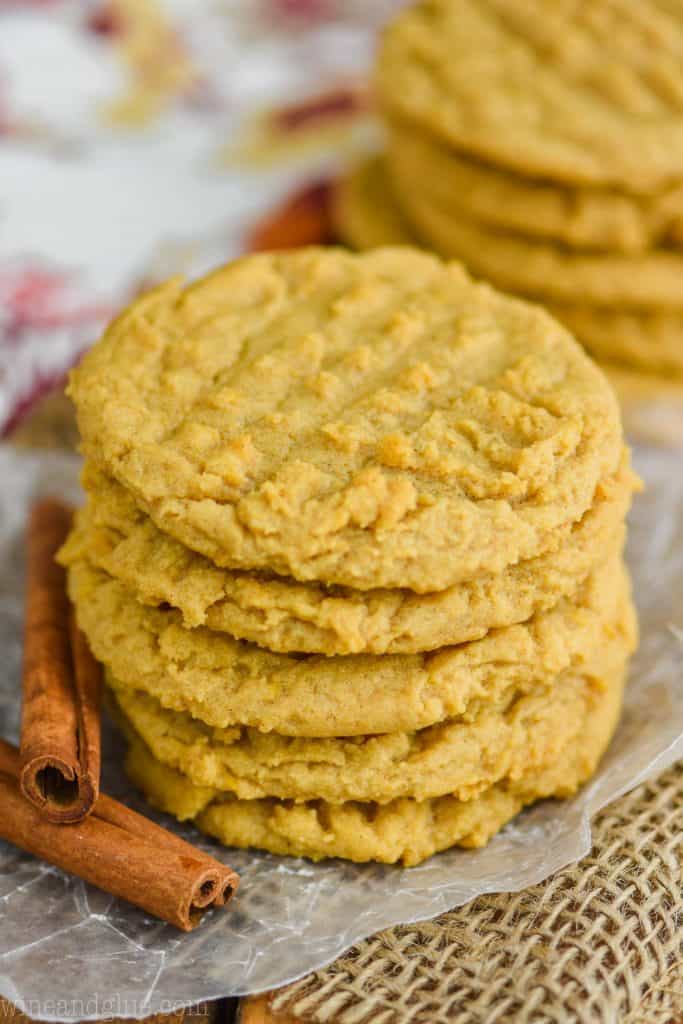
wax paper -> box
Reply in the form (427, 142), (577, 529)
(0, 443), (681, 1022)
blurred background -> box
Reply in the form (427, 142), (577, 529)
(0, 0), (405, 440)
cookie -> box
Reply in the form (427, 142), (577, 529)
(547, 306), (683, 377)
(333, 158), (683, 435)
(122, 660), (626, 865)
(337, 160), (683, 313)
(61, 456), (635, 655)
(332, 160), (414, 250)
(66, 555), (632, 738)
(68, 247), (623, 592)
(377, 0), (683, 191)
(388, 121), (683, 254)
(403, 185), (683, 310)
(107, 615), (635, 804)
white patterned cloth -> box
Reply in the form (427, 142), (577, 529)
(0, 0), (403, 433)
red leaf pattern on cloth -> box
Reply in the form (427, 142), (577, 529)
(86, 5), (123, 37)
(0, 264), (112, 434)
(272, 87), (368, 132)
(266, 0), (336, 25)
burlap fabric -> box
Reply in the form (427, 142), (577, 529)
(271, 763), (683, 1024)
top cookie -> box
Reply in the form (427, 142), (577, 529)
(377, 0), (683, 191)
(69, 247), (622, 591)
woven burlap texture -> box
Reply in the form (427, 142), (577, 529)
(272, 763), (683, 1024)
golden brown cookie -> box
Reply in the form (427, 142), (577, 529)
(388, 120), (683, 254)
(337, 159), (683, 314)
(332, 158), (415, 249)
(377, 0), (683, 190)
(122, 659), (627, 864)
(403, 186), (683, 310)
(108, 612), (635, 804)
(547, 305), (683, 377)
(67, 555), (632, 738)
(68, 248), (623, 592)
(333, 158), (683, 442)
(61, 456), (635, 655)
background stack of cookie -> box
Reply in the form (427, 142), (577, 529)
(60, 247), (638, 866)
(335, 0), (683, 417)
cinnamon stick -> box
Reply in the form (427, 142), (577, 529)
(19, 498), (102, 823)
(0, 738), (238, 930)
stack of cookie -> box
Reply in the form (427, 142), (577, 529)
(60, 247), (638, 866)
(335, 0), (683, 407)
